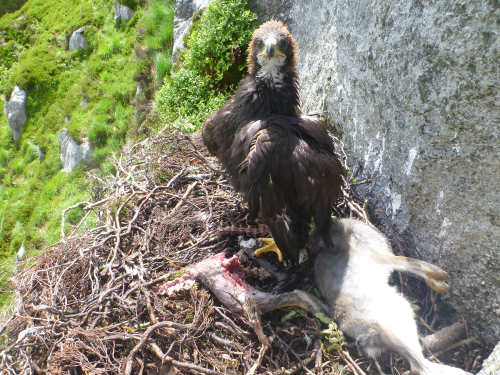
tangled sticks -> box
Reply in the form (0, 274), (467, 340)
(0, 129), (480, 374)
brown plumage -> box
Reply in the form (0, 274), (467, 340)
(202, 20), (347, 266)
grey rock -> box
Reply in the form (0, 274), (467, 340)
(247, 0), (293, 24)
(4, 86), (27, 141)
(114, 1), (135, 21)
(135, 82), (143, 101)
(252, 0), (500, 341)
(16, 243), (25, 261)
(69, 26), (87, 51)
(172, 0), (212, 62)
(37, 145), (44, 160)
(135, 82), (144, 119)
(478, 341), (500, 375)
(58, 129), (92, 173)
(81, 96), (88, 108)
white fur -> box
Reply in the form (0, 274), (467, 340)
(315, 219), (471, 375)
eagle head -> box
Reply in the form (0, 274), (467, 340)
(247, 20), (298, 87)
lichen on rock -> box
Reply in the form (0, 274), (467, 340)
(478, 341), (500, 375)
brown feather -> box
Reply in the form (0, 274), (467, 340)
(202, 21), (346, 265)
(247, 20), (299, 77)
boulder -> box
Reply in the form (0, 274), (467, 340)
(251, 0), (500, 341)
(478, 341), (500, 375)
(114, 1), (135, 21)
(81, 96), (88, 108)
(58, 129), (92, 173)
(172, 0), (212, 62)
(69, 26), (87, 51)
(4, 86), (27, 141)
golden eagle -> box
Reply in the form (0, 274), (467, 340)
(203, 20), (347, 272)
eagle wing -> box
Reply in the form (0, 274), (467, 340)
(232, 115), (347, 265)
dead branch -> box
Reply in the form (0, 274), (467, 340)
(0, 129), (480, 375)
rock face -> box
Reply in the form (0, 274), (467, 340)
(172, 0), (211, 61)
(247, 0), (293, 24)
(254, 0), (500, 341)
(114, 1), (135, 21)
(4, 86), (27, 141)
(478, 341), (500, 375)
(69, 26), (87, 51)
(58, 129), (92, 173)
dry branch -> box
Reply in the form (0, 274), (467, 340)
(0, 128), (481, 375)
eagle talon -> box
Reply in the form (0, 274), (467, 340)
(255, 238), (284, 262)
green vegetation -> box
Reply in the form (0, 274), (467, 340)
(141, 0), (174, 84)
(316, 312), (346, 353)
(0, 0), (27, 18)
(0, 0), (174, 271)
(0, 0), (257, 307)
(155, 0), (257, 131)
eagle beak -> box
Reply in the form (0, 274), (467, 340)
(258, 39), (286, 59)
(266, 42), (275, 59)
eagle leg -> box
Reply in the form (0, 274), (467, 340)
(255, 238), (284, 262)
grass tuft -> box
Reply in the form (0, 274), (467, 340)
(154, 52), (172, 83)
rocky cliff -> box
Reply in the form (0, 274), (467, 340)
(250, 0), (500, 342)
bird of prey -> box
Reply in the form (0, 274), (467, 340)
(202, 20), (347, 277)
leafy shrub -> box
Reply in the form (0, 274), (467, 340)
(156, 68), (228, 127)
(0, 65), (10, 95)
(155, 0), (256, 130)
(6, 44), (62, 92)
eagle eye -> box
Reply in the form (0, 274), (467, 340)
(255, 39), (264, 48)
(279, 40), (288, 51)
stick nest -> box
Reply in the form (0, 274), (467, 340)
(0, 129), (486, 374)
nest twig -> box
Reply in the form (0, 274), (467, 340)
(0, 127), (483, 374)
